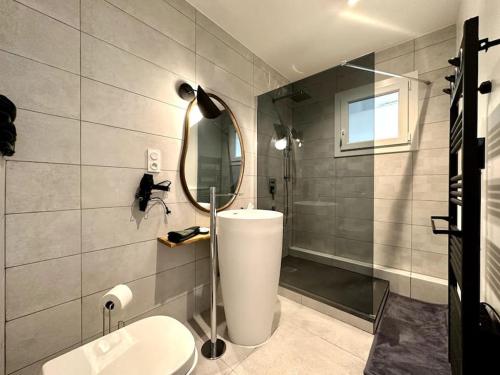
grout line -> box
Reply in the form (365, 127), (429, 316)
(81, 119), (183, 141)
(102, 0), (194, 52)
(79, 0), (83, 344)
(80, 31), (194, 82)
(0, 48), (80, 77)
(6, 252), (81, 270)
(13, 0), (81, 31)
(6, 297), (81, 324)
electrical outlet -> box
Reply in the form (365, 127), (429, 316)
(147, 148), (161, 173)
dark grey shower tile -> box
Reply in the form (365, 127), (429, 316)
(335, 155), (374, 177)
(335, 176), (374, 199)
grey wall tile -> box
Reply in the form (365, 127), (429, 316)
(166, 0), (195, 20)
(6, 162), (80, 213)
(81, 34), (186, 108)
(412, 224), (448, 253)
(81, 203), (195, 251)
(415, 38), (456, 74)
(6, 256), (81, 320)
(336, 218), (373, 243)
(81, 122), (181, 170)
(82, 263), (194, 338)
(16, 0), (80, 28)
(373, 199), (411, 224)
(373, 243), (411, 271)
(195, 11), (253, 61)
(7, 110), (80, 164)
(293, 230), (335, 254)
(81, 79), (184, 139)
(196, 25), (253, 83)
(417, 121), (449, 150)
(0, 1), (80, 73)
(415, 25), (456, 50)
(336, 176), (373, 199)
(374, 152), (412, 176)
(82, 240), (195, 295)
(419, 94), (449, 124)
(413, 175), (448, 201)
(127, 290), (195, 324)
(196, 55), (253, 107)
(336, 197), (372, 220)
(410, 276), (447, 304)
(412, 249), (447, 278)
(375, 40), (414, 63)
(374, 175), (412, 200)
(82, 167), (185, 208)
(335, 237), (372, 264)
(413, 148), (449, 175)
(6, 210), (81, 267)
(81, 0), (194, 80)
(0, 51), (80, 119)
(294, 213), (335, 235)
(6, 300), (81, 373)
(107, 0), (195, 50)
(375, 53), (414, 77)
(374, 268), (410, 297)
(373, 221), (411, 248)
(335, 155), (373, 177)
(195, 257), (210, 287)
(412, 200), (448, 226)
(8, 343), (81, 375)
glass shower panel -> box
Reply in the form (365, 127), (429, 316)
(257, 53), (388, 322)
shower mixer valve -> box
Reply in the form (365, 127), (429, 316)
(268, 178), (276, 200)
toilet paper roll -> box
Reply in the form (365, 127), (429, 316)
(101, 284), (133, 311)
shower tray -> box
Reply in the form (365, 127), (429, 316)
(279, 255), (389, 334)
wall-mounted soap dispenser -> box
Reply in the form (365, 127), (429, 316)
(135, 174), (172, 214)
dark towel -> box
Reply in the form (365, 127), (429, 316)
(168, 226), (200, 243)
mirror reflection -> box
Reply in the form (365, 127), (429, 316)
(181, 95), (244, 211)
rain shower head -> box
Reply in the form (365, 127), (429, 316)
(272, 89), (311, 103)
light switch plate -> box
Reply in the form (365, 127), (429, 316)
(147, 148), (161, 173)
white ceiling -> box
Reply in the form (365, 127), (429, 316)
(188, 0), (460, 81)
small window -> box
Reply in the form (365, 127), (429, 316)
(335, 73), (418, 156)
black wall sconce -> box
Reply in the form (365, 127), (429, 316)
(0, 95), (17, 157)
(177, 83), (221, 119)
(135, 174), (172, 215)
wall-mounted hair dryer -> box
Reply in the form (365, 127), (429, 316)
(135, 174), (172, 214)
(0, 95), (17, 157)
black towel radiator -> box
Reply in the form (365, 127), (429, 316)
(432, 16), (500, 375)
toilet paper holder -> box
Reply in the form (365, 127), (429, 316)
(102, 301), (125, 336)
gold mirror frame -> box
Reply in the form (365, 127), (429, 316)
(179, 93), (245, 213)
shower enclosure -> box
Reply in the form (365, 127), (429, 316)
(257, 54), (389, 331)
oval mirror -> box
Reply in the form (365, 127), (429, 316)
(180, 94), (245, 212)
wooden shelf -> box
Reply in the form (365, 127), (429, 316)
(157, 233), (210, 248)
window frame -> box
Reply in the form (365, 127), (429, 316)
(334, 72), (419, 157)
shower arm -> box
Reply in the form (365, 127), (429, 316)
(340, 61), (431, 85)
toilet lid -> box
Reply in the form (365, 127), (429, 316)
(42, 316), (197, 375)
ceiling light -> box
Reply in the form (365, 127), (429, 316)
(347, 0), (359, 7)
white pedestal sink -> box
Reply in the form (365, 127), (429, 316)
(217, 209), (283, 346)
(42, 316), (197, 375)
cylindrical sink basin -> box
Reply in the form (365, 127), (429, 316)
(217, 209), (283, 346)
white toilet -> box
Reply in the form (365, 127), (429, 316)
(42, 316), (197, 375)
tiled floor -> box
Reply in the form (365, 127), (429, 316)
(187, 295), (374, 374)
